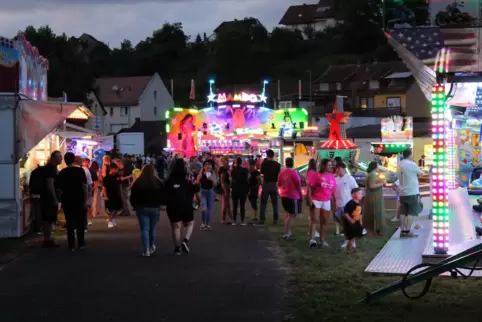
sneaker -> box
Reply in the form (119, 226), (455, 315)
(108, 221), (114, 229)
(200, 224), (206, 231)
(362, 228), (367, 236)
(390, 217), (400, 222)
(309, 239), (317, 248)
(174, 246), (181, 255)
(181, 241), (190, 254)
(319, 241), (330, 247)
(281, 234), (293, 241)
(334, 232), (344, 236)
(341, 240), (348, 248)
(88, 221), (93, 226)
(231, 222), (237, 226)
(206, 225), (212, 231)
(112, 220), (117, 227)
(240, 222), (247, 226)
(314, 231), (320, 238)
(150, 245), (156, 255)
(249, 218), (259, 225)
(142, 251), (151, 257)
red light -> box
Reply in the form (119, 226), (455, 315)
(438, 86), (444, 92)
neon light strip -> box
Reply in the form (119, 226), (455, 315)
(431, 84), (449, 254)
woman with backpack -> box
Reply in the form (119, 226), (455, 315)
(130, 164), (165, 257)
(165, 159), (200, 255)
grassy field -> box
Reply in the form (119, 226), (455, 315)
(267, 205), (482, 322)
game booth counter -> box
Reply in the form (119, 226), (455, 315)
(165, 80), (320, 166)
(0, 95), (84, 238)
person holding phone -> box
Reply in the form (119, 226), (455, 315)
(197, 162), (218, 230)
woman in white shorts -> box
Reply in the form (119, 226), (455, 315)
(308, 159), (337, 247)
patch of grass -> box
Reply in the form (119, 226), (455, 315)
(267, 208), (482, 322)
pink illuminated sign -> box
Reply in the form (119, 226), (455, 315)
(208, 92), (267, 104)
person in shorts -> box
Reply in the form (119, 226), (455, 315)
(277, 157), (302, 240)
(102, 163), (122, 228)
(248, 160), (261, 223)
(308, 159), (336, 248)
(334, 162), (359, 247)
(398, 148), (423, 238)
(342, 188), (365, 250)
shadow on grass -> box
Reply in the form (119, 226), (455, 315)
(266, 209), (482, 322)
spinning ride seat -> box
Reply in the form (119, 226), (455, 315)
(468, 167), (482, 195)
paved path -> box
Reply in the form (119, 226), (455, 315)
(0, 207), (285, 322)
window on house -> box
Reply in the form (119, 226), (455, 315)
(109, 108), (113, 116)
(154, 106), (157, 116)
(319, 83), (329, 91)
(154, 90), (158, 101)
(387, 97), (401, 108)
(121, 107), (128, 116)
(368, 80), (379, 89)
(360, 97), (374, 109)
(336, 83), (342, 91)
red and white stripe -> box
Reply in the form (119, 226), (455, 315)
(423, 28), (480, 72)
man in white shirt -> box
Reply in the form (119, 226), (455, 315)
(334, 163), (360, 247)
(398, 149), (423, 238)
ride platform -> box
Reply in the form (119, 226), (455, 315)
(365, 189), (482, 276)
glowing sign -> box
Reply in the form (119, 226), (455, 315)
(235, 128), (264, 135)
(208, 92), (267, 104)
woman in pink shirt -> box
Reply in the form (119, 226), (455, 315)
(307, 158), (336, 247)
(277, 157), (302, 240)
(305, 158), (318, 238)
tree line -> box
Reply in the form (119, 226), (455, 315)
(19, 0), (430, 106)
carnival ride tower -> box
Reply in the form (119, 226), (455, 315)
(317, 95), (359, 166)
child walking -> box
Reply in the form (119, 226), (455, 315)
(342, 188), (365, 250)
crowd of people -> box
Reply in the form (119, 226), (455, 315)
(29, 146), (424, 256)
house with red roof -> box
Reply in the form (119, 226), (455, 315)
(92, 73), (174, 135)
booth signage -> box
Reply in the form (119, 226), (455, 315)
(208, 92), (267, 104)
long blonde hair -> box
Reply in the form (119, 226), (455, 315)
(133, 164), (161, 189)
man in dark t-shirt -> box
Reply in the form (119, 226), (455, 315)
(103, 163), (123, 228)
(55, 152), (87, 251)
(259, 149), (281, 225)
(40, 150), (62, 248)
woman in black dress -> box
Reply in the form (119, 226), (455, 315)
(164, 159), (200, 255)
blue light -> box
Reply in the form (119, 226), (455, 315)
(263, 80), (269, 84)
(209, 79), (215, 84)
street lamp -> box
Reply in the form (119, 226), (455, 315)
(306, 70), (313, 115)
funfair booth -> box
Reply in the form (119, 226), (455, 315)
(0, 33), (85, 238)
(166, 80), (320, 166)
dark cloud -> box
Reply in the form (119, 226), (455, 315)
(0, 0), (300, 46)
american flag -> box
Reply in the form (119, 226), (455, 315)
(389, 27), (482, 72)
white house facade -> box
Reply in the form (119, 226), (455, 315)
(94, 73), (174, 135)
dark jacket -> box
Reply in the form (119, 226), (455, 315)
(231, 166), (249, 194)
(130, 180), (165, 209)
